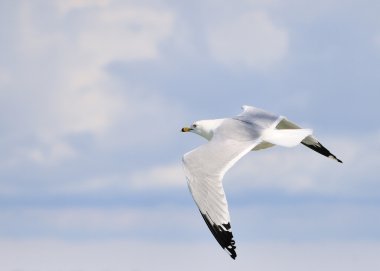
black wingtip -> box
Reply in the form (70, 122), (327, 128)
(329, 154), (343, 163)
(302, 142), (342, 164)
(229, 249), (237, 260)
(200, 212), (237, 260)
(224, 240), (237, 260)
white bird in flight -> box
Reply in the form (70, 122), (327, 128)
(181, 105), (342, 260)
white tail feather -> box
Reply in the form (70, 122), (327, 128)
(263, 128), (313, 147)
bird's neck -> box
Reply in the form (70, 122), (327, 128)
(198, 119), (225, 141)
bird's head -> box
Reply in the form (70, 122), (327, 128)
(181, 121), (202, 134)
(181, 119), (223, 141)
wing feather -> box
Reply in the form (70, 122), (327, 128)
(182, 137), (260, 259)
(182, 109), (282, 259)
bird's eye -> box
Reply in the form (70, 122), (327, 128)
(192, 124), (197, 128)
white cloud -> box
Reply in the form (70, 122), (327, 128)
(77, 5), (174, 64)
(0, 206), (198, 235)
(11, 159), (187, 195)
(56, 0), (111, 14)
(0, 152), (187, 195)
(25, 140), (77, 165)
(130, 162), (185, 189)
(57, 162), (185, 194)
(1, 1), (176, 165)
(31, 208), (141, 231)
(207, 11), (289, 70)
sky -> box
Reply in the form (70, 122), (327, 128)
(0, 0), (380, 270)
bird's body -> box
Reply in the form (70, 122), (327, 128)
(181, 105), (342, 260)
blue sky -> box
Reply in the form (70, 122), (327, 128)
(1, 0), (380, 270)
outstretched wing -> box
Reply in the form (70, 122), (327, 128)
(182, 134), (260, 259)
(276, 118), (342, 163)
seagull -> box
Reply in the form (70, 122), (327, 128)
(181, 105), (342, 260)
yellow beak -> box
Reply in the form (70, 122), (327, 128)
(181, 127), (192, 132)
